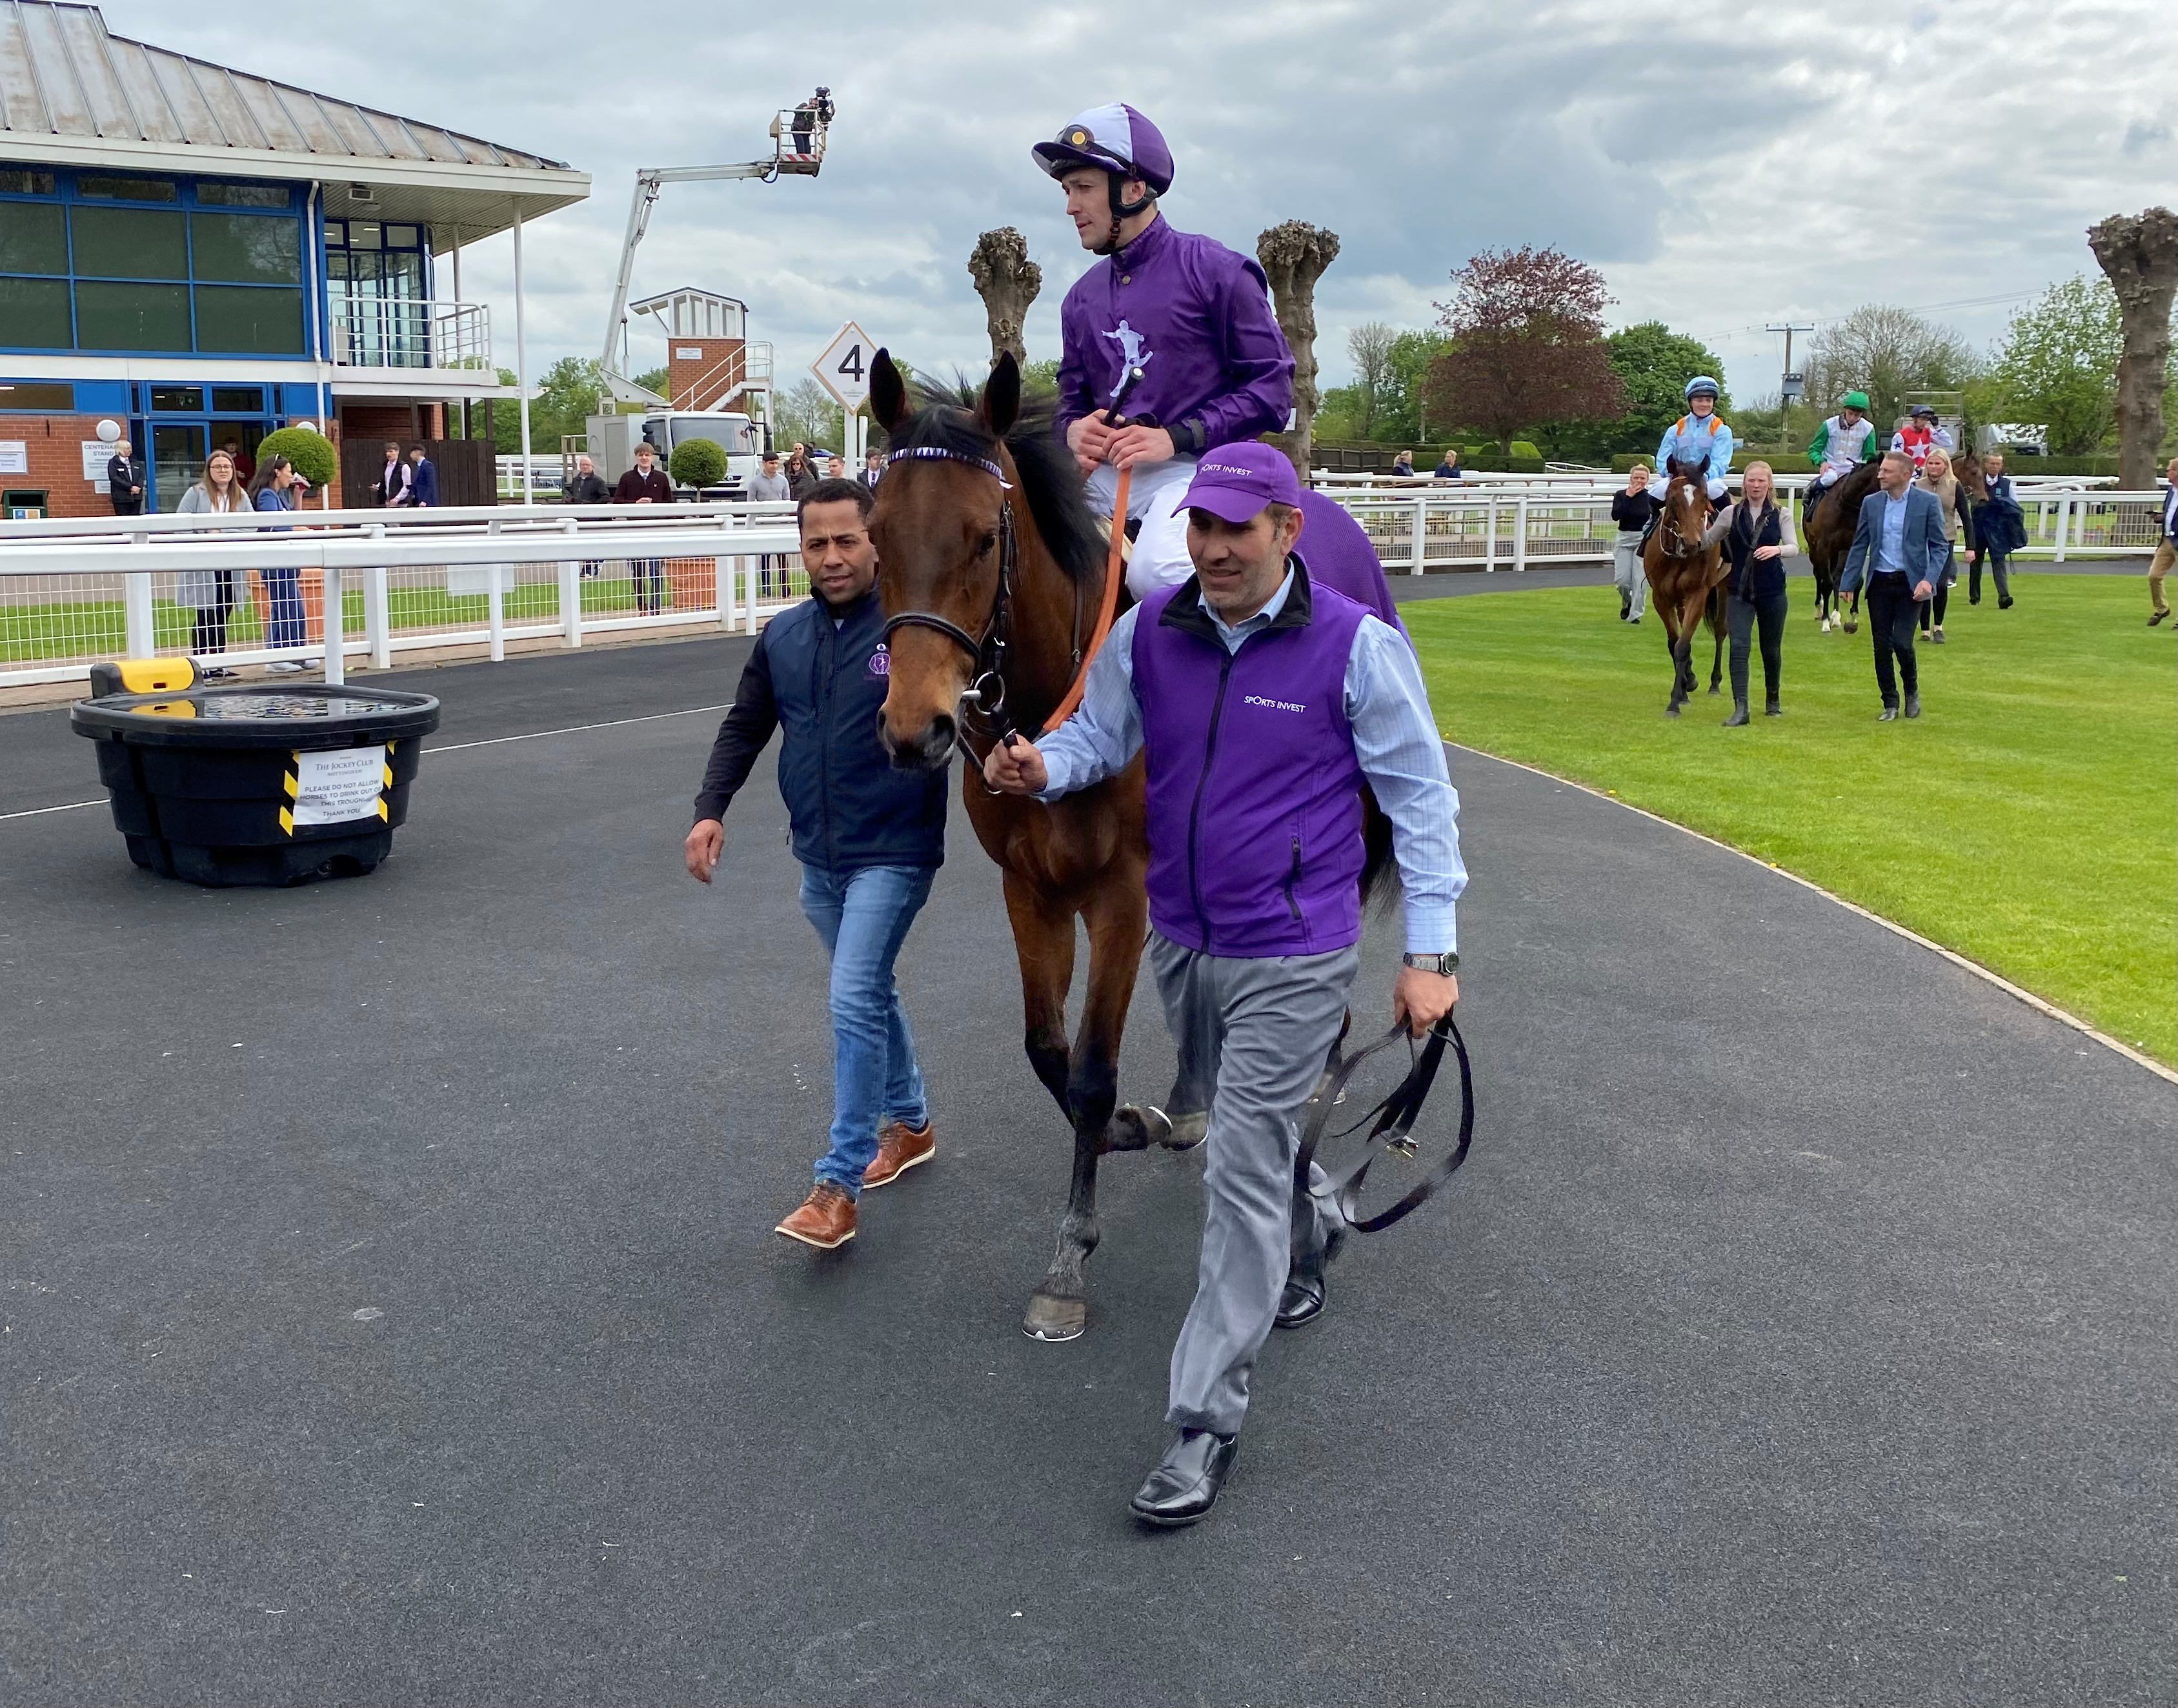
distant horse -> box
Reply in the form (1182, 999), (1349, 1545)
(1642, 457), (1729, 716)
(869, 350), (1397, 1343)
(1802, 456), (1882, 632)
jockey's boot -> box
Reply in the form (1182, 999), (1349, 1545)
(1723, 699), (1750, 728)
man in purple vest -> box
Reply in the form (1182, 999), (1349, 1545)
(1034, 103), (1295, 601)
(985, 441), (1466, 1527)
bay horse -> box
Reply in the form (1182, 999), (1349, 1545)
(867, 349), (1397, 1343)
(866, 348), (1177, 1343)
(1803, 456), (1882, 632)
(1642, 457), (1729, 716)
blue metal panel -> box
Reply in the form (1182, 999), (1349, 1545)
(76, 379), (128, 412)
(279, 384), (319, 416)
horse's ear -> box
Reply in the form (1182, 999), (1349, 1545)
(871, 349), (909, 432)
(981, 350), (1021, 439)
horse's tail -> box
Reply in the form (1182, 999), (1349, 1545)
(1362, 786), (1400, 916)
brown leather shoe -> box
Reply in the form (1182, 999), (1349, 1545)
(775, 1182), (856, 1249)
(861, 1118), (935, 1191)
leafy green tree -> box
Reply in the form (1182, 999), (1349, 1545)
(1806, 305), (1979, 436)
(633, 366), (671, 399)
(1425, 246), (1627, 455)
(1537, 322), (1728, 461)
(774, 377), (843, 452)
(1988, 276), (2122, 456)
(1021, 357), (1060, 402)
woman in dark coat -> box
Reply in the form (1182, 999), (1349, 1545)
(1966, 450), (2025, 609)
(1699, 461), (1797, 725)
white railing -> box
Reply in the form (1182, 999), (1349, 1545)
(1315, 485), (2172, 576)
(1311, 468), (2121, 496)
(331, 297), (492, 371)
(0, 502), (805, 688)
(496, 456), (579, 499)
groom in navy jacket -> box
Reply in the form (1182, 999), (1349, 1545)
(1840, 450), (1949, 721)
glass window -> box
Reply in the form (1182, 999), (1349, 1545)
(77, 174), (177, 203)
(150, 387), (206, 412)
(0, 381), (74, 408)
(0, 168), (57, 196)
(0, 277), (72, 347)
(72, 206), (186, 279)
(190, 212), (300, 284)
(193, 286), (303, 354)
(77, 281), (190, 349)
(384, 224), (419, 248)
(197, 181), (291, 209)
(323, 217), (344, 246)
(347, 221), (381, 250)
(212, 386), (263, 412)
(0, 202), (67, 274)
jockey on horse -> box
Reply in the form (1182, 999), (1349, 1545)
(1639, 376), (1733, 556)
(1034, 105), (1295, 599)
(1802, 390), (1881, 527)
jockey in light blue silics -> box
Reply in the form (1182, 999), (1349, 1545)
(1035, 104), (1295, 598)
(1654, 376), (1733, 505)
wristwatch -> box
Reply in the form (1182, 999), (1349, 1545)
(1400, 952), (1458, 975)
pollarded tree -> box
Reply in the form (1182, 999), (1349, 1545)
(1422, 246), (1627, 456)
(2087, 207), (2178, 488)
(1988, 276), (2122, 457)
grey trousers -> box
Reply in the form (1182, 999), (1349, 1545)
(1612, 536), (1647, 616)
(1149, 930), (1360, 1436)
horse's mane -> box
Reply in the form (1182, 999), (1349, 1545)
(889, 383), (1105, 585)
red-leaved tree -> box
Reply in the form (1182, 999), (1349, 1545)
(1424, 246), (1628, 456)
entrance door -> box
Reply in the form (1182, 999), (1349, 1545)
(152, 423), (207, 512)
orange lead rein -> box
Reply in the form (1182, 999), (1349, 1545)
(1040, 463), (1130, 734)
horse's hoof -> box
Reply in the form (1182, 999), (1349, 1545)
(1708, 685), (1721, 696)
(1159, 1109), (1208, 1152)
(1844, 619), (1858, 634)
(1023, 1292), (1086, 1341)
(1666, 704), (1681, 718)
(1103, 1107), (1155, 1153)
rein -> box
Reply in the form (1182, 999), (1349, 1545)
(878, 445), (1020, 719)
(1298, 1016), (1474, 1234)
(1655, 482), (1708, 560)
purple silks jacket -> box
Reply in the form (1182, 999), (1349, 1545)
(1055, 216), (1294, 456)
(1294, 490), (1406, 639)
(1131, 566), (1369, 958)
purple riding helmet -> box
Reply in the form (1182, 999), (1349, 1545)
(1031, 104), (1175, 253)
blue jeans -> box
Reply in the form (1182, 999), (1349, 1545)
(798, 863), (935, 1195)
(264, 565), (307, 649)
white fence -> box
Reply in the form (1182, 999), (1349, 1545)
(1316, 481), (2168, 575)
(0, 502), (804, 689)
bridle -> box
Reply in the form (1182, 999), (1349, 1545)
(1655, 474), (1708, 559)
(877, 445), (1022, 724)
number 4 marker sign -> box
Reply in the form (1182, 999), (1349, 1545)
(813, 322), (877, 414)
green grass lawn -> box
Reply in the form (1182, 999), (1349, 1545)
(1406, 572), (2178, 1064)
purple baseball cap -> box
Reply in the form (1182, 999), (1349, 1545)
(1031, 104), (1175, 196)
(1178, 442), (1305, 524)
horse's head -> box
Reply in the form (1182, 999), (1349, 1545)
(1656, 456), (1710, 554)
(868, 348), (1023, 771)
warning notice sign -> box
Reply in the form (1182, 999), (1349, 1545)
(290, 747), (387, 827)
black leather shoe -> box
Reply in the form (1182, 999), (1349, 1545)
(1130, 1430), (1239, 1527)
(1722, 701), (1749, 727)
(1276, 1271), (1326, 1328)
(1904, 692), (1921, 719)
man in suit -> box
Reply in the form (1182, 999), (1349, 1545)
(406, 443), (439, 508)
(2149, 455), (2177, 628)
(861, 451), (884, 490)
(1840, 450), (1948, 721)
(377, 441), (410, 507)
(106, 438), (145, 516)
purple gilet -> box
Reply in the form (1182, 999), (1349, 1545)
(1131, 567), (1369, 957)
(1055, 216), (1294, 457)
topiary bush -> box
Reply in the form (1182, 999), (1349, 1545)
(669, 437), (727, 490)
(255, 425), (338, 488)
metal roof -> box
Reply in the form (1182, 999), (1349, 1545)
(0, 1), (587, 237)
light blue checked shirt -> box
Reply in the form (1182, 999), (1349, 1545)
(1036, 568), (1466, 954)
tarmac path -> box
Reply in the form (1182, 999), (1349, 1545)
(3, 634), (2171, 1705)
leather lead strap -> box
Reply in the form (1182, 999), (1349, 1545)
(1297, 1016), (1473, 1235)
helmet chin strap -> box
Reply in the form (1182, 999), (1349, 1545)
(1094, 174), (1156, 256)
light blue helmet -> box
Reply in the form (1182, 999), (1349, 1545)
(1684, 376), (1720, 401)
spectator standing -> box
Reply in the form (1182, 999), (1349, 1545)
(376, 441), (410, 507)
(1700, 461), (1797, 724)
(176, 449), (244, 677)
(1968, 450), (2024, 610)
(106, 438), (146, 516)
(1389, 450), (1417, 478)
(406, 443), (440, 508)
(1840, 450), (1948, 721)
(684, 478), (950, 1251)
(248, 456), (309, 674)
(786, 446), (820, 501)
(1915, 449), (1963, 643)
(220, 435), (255, 485)
(1610, 464), (1659, 623)
(614, 440), (673, 614)
(1432, 448), (1464, 481)
(563, 452), (610, 578)
(862, 450), (885, 490)
(749, 451), (794, 599)
(2150, 456), (2177, 628)
(827, 454), (849, 481)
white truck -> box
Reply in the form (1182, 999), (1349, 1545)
(584, 410), (771, 499)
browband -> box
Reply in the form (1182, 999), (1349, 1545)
(886, 445), (1011, 488)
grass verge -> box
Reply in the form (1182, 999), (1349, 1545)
(1406, 572), (2177, 1065)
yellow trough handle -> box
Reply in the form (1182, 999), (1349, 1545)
(89, 658), (199, 698)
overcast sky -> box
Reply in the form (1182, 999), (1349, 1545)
(99, 0), (2177, 407)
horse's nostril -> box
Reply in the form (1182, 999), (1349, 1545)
(927, 714), (956, 753)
